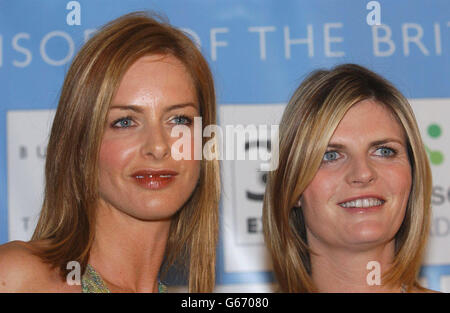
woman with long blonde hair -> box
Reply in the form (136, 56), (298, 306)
(263, 64), (435, 293)
(0, 12), (220, 293)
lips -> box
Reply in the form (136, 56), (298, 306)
(131, 169), (178, 190)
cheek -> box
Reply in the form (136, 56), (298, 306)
(99, 138), (137, 174)
(180, 159), (201, 184)
(302, 170), (340, 209)
(384, 164), (412, 202)
(379, 158), (412, 188)
(301, 170), (341, 223)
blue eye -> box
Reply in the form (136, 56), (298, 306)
(171, 115), (192, 125)
(323, 151), (340, 162)
(375, 146), (396, 157)
(112, 117), (134, 128)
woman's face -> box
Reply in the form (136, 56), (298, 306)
(98, 54), (200, 221)
(300, 99), (412, 251)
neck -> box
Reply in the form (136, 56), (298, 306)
(308, 235), (402, 293)
(88, 200), (171, 292)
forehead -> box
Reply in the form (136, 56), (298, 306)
(112, 54), (197, 107)
(331, 99), (406, 143)
(125, 54), (189, 76)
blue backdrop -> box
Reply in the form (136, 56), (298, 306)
(1, 0), (449, 291)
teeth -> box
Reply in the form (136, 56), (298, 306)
(136, 174), (172, 178)
(340, 198), (384, 208)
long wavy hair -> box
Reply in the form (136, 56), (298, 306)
(263, 64), (432, 292)
(31, 11), (220, 292)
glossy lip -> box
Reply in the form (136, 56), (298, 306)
(337, 194), (386, 213)
(131, 169), (179, 190)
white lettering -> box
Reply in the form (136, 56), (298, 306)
(261, 125), (279, 171)
(284, 25), (314, 59)
(210, 28), (229, 61)
(181, 297), (215, 310)
(366, 1), (381, 26)
(203, 124), (222, 161)
(171, 125), (192, 161)
(66, 261), (81, 286)
(40, 31), (75, 66)
(193, 116), (203, 161)
(402, 23), (429, 56)
(366, 261), (381, 286)
(434, 23), (442, 55)
(248, 26), (276, 60)
(372, 25), (395, 57)
(324, 23), (345, 57)
(66, 1), (81, 26)
(12, 33), (32, 67)
(231, 125), (259, 161)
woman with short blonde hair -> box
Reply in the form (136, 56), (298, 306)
(263, 64), (432, 292)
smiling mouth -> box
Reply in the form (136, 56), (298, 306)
(338, 197), (385, 209)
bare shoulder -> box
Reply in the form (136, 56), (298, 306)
(0, 240), (60, 292)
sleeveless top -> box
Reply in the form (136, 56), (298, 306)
(81, 264), (167, 293)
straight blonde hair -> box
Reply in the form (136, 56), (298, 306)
(31, 12), (220, 292)
(263, 64), (432, 292)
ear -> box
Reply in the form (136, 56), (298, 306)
(295, 197), (302, 208)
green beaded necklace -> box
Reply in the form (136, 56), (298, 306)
(81, 264), (167, 293)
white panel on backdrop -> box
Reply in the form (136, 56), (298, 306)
(410, 99), (450, 265)
(441, 275), (450, 293)
(220, 104), (284, 273)
(7, 110), (55, 241)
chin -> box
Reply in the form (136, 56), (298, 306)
(122, 198), (184, 221)
(346, 222), (390, 246)
(130, 207), (180, 222)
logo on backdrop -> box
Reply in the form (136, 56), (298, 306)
(426, 123), (444, 166)
(427, 122), (450, 239)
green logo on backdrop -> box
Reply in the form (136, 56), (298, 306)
(425, 124), (444, 165)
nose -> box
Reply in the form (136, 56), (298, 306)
(140, 124), (170, 160)
(345, 156), (377, 186)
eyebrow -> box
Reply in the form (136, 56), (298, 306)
(327, 138), (405, 149)
(110, 102), (199, 113)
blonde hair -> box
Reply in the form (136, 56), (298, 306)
(31, 11), (220, 292)
(263, 64), (432, 292)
